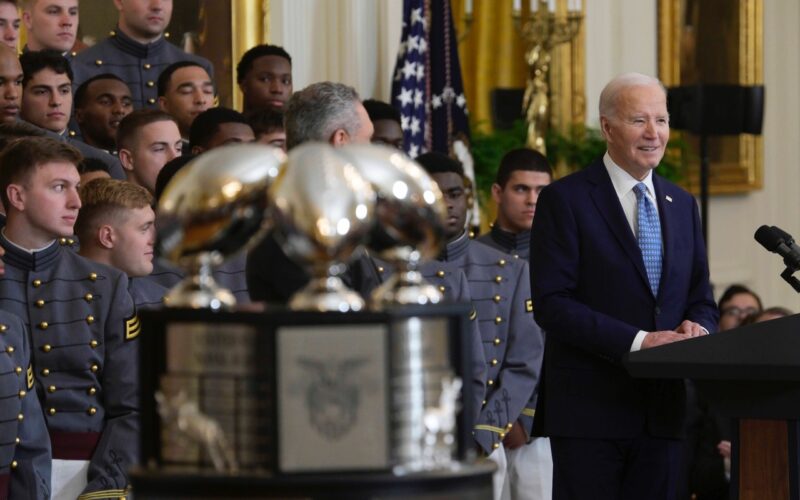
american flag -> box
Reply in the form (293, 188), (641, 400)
(391, 0), (470, 159)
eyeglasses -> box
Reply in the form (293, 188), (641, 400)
(720, 306), (759, 318)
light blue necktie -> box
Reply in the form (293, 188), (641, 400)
(633, 182), (662, 295)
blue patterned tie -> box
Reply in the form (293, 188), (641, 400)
(634, 182), (662, 295)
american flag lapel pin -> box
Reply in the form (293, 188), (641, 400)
(665, 195), (673, 203)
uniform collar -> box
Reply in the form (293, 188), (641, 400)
(0, 232), (61, 271)
(489, 224), (530, 253)
(111, 26), (168, 58)
(439, 231), (470, 261)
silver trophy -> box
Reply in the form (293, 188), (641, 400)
(337, 144), (447, 307)
(157, 144), (286, 310)
(269, 142), (376, 312)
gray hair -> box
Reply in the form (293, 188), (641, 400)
(599, 72), (667, 119)
(284, 81), (363, 150)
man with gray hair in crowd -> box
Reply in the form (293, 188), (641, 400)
(283, 81), (373, 150)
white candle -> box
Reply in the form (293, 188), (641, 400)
(466, 0), (473, 15)
(576, 0), (582, 11)
(548, 0), (556, 12)
(530, 0), (536, 13)
(513, 0), (521, 14)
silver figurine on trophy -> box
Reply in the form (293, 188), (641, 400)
(337, 144), (447, 307)
(269, 142), (376, 312)
(157, 143), (286, 310)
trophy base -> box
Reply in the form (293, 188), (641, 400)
(165, 278), (237, 311)
(370, 270), (444, 308)
(289, 276), (365, 312)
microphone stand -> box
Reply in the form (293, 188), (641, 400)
(779, 266), (800, 293)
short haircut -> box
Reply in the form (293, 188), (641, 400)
(154, 153), (195, 203)
(495, 148), (552, 187)
(157, 60), (206, 97)
(74, 73), (127, 109)
(0, 137), (82, 211)
(246, 108), (284, 137)
(599, 72), (666, 120)
(75, 178), (154, 243)
(236, 44), (292, 83)
(718, 284), (763, 311)
(189, 107), (249, 150)
(284, 81), (362, 150)
(117, 109), (176, 151)
(78, 157), (111, 176)
(416, 151), (465, 178)
(20, 49), (73, 86)
(363, 99), (400, 125)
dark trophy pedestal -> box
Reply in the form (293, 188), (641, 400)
(133, 305), (492, 499)
(625, 314), (800, 500)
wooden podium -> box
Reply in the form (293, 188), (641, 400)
(625, 315), (800, 500)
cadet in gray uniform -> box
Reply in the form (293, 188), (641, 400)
(75, 177), (168, 310)
(0, 137), (139, 500)
(477, 148), (552, 261)
(475, 148), (554, 500)
(72, 0), (213, 110)
(0, 310), (52, 500)
(418, 152), (543, 500)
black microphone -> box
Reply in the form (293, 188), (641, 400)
(755, 225), (800, 270)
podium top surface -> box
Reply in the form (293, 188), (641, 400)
(625, 313), (800, 381)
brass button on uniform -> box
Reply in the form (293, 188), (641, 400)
(495, 316), (503, 324)
(482, 399), (487, 406)
(86, 315), (95, 324)
(35, 299), (45, 308)
(498, 259), (506, 267)
(377, 266), (385, 273)
(87, 407), (97, 416)
(438, 285), (446, 292)
(0, 324), (6, 332)
(14, 366), (21, 374)
(38, 321), (48, 330)
(68, 130), (76, 137)
(41, 344), (51, 353)
(146, 81), (154, 87)
(95, 59), (103, 66)
(59, 237), (67, 245)
(109, 30), (116, 36)
(16, 413), (23, 421)
(90, 340), (98, 348)
(499, 432), (506, 439)
(436, 270), (445, 278)
(5, 345), (13, 353)
(17, 390), (25, 398)
(493, 295), (501, 303)
(487, 379), (494, 386)
(70, 51), (77, 57)
(143, 63), (151, 69)
(91, 364), (99, 373)
(494, 337), (501, 345)
(147, 98), (156, 105)
(68, 239), (74, 245)
(10, 460), (17, 469)
(84, 293), (93, 302)
(32, 279), (42, 287)
(87, 386), (96, 395)
(14, 437), (19, 444)
(494, 276), (503, 283)
(48, 385), (56, 393)
(491, 358), (498, 366)
(48, 408), (55, 415)
(41, 368), (49, 376)
(492, 443), (500, 450)
(88, 272), (97, 281)
(506, 422), (514, 430)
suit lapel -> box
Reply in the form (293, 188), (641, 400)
(587, 161), (652, 294)
(653, 176), (674, 299)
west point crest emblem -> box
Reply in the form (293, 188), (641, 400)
(297, 357), (369, 441)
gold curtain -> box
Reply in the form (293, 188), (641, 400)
(451, 0), (529, 131)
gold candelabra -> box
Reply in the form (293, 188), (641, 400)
(513, 1), (582, 154)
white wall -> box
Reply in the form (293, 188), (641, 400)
(271, 0), (800, 311)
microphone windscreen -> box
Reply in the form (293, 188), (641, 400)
(755, 225), (783, 252)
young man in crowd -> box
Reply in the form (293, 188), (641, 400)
(189, 107), (254, 155)
(247, 108), (285, 151)
(117, 108), (182, 194)
(478, 148), (552, 261)
(19, 50), (126, 179)
(20, 0), (80, 58)
(157, 61), (214, 146)
(237, 44), (292, 114)
(0, 136), (139, 499)
(74, 73), (133, 154)
(76, 177), (167, 309)
(72, 0), (213, 109)
(0, 0), (20, 50)
(0, 44), (21, 124)
(417, 151), (543, 500)
(363, 98), (404, 151)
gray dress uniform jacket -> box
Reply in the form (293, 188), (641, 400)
(72, 28), (214, 110)
(439, 232), (543, 454)
(0, 311), (51, 500)
(0, 236), (139, 500)
(129, 277), (168, 310)
(477, 224), (531, 261)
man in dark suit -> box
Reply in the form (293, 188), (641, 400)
(530, 72), (718, 500)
